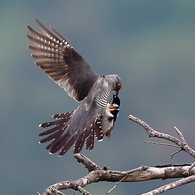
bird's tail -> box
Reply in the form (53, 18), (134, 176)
(38, 94), (120, 155)
(38, 109), (104, 155)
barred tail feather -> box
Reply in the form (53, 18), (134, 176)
(39, 124), (65, 136)
(74, 131), (87, 154)
(48, 133), (72, 154)
(85, 130), (95, 150)
(38, 111), (75, 155)
(58, 136), (77, 156)
(39, 130), (63, 143)
(39, 111), (74, 128)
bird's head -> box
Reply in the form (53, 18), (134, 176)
(105, 74), (122, 95)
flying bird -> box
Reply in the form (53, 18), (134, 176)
(27, 18), (122, 156)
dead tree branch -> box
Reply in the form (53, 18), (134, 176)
(129, 115), (195, 158)
(40, 154), (195, 195)
(39, 115), (195, 195)
(142, 175), (195, 195)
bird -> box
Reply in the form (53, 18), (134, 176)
(26, 18), (122, 156)
(109, 94), (121, 124)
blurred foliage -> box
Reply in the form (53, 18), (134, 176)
(1, 1), (195, 194)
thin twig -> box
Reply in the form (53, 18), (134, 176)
(106, 174), (127, 194)
(142, 175), (195, 195)
(145, 141), (180, 148)
(77, 186), (91, 195)
(170, 149), (182, 159)
(174, 126), (185, 143)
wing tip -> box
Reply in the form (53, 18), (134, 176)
(49, 151), (54, 155)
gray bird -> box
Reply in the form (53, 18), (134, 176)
(27, 18), (122, 156)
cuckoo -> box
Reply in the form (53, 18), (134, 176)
(27, 18), (122, 156)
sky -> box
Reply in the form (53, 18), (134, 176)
(1, 1), (195, 195)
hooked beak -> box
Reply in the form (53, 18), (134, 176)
(115, 90), (119, 96)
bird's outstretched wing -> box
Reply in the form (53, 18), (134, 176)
(27, 18), (99, 101)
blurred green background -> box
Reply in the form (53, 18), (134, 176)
(1, 0), (195, 194)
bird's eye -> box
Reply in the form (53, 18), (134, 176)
(116, 83), (122, 90)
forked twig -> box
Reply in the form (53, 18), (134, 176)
(129, 115), (195, 159)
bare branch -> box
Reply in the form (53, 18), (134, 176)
(77, 186), (91, 195)
(74, 153), (101, 172)
(129, 115), (195, 158)
(39, 116), (195, 195)
(41, 154), (195, 195)
(142, 175), (195, 195)
(174, 126), (185, 142)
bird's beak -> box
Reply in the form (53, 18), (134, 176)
(115, 90), (119, 96)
